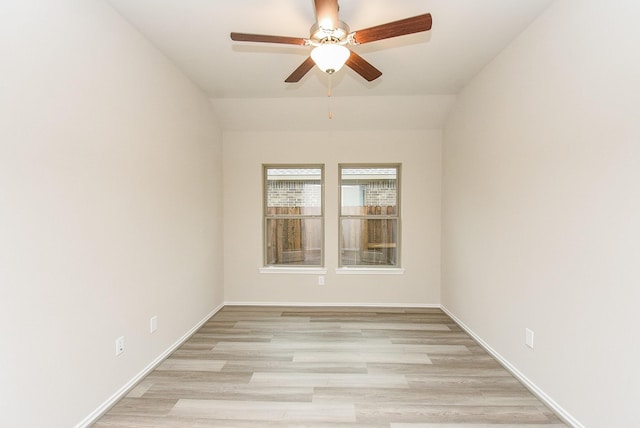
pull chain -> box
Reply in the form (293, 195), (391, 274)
(327, 74), (333, 120)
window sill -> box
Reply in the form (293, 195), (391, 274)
(335, 267), (405, 275)
(259, 267), (328, 275)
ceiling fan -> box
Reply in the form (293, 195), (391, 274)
(230, 0), (432, 83)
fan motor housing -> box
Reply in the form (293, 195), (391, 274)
(310, 21), (350, 43)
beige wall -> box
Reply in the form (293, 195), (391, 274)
(223, 130), (441, 305)
(0, 1), (224, 427)
(442, 0), (640, 426)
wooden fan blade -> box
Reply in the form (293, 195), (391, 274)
(314, 0), (339, 30)
(346, 51), (382, 82)
(285, 57), (316, 83)
(230, 32), (307, 46)
(352, 13), (432, 45)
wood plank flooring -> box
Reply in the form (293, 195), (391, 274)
(93, 306), (566, 427)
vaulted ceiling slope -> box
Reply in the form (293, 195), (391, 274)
(106, 0), (554, 129)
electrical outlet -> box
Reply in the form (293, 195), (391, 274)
(318, 275), (325, 285)
(525, 328), (534, 349)
(150, 316), (158, 333)
(115, 336), (125, 356)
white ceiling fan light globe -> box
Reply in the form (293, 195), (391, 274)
(311, 43), (350, 74)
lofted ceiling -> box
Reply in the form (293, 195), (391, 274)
(106, 0), (554, 129)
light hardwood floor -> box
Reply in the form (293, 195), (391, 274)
(93, 306), (567, 427)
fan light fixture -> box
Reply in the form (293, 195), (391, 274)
(311, 43), (350, 74)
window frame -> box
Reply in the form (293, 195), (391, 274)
(338, 163), (401, 269)
(263, 164), (325, 268)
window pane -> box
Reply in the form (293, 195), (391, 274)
(340, 219), (398, 266)
(266, 218), (322, 266)
(266, 168), (322, 216)
(341, 167), (397, 215)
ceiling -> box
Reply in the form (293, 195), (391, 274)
(106, 0), (554, 129)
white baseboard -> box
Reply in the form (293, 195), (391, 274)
(77, 302), (579, 428)
(75, 303), (224, 428)
(440, 305), (583, 428)
(224, 301), (441, 308)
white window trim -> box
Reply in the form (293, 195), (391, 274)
(263, 164), (325, 268)
(338, 163), (401, 269)
(260, 267), (328, 275)
(335, 267), (405, 275)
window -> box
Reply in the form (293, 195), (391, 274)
(264, 165), (324, 267)
(339, 165), (400, 267)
